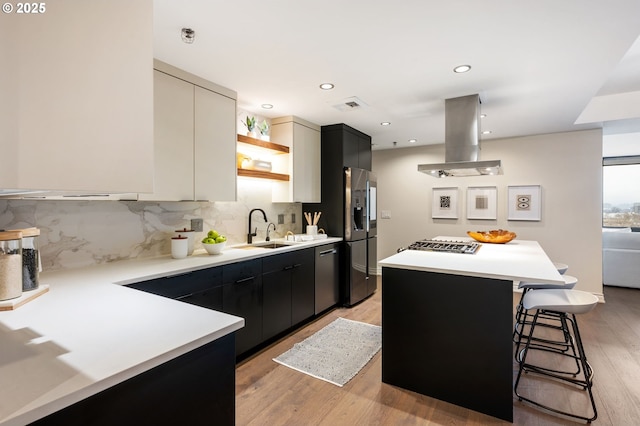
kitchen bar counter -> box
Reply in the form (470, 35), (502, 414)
(381, 237), (564, 285)
(0, 238), (341, 426)
(379, 238), (563, 422)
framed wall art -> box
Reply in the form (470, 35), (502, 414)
(508, 185), (541, 221)
(467, 186), (497, 220)
(432, 187), (459, 219)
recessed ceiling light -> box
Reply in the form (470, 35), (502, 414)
(453, 64), (471, 73)
(482, 130), (492, 135)
(261, 104), (273, 109)
(380, 122), (391, 126)
(409, 139), (417, 143)
(319, 83), (334, 90)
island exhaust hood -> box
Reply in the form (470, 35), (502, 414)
(418, 94), (502, 177)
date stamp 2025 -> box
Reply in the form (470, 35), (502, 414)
(2, 2), (47, 14)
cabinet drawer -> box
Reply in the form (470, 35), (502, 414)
(262, 248), (314, 274)
(222, 259), (262, 284)
(127, 267), (222, 299)
(262, 251), (296, 274)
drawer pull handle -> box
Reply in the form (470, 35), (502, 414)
(235, 276), (255, 284)
(319, 249), (337, 256)
(176, 293), (194, 300)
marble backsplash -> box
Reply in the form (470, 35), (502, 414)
(0, 179), (301, 271)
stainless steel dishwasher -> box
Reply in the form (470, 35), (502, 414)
(314, 243), (340, 314)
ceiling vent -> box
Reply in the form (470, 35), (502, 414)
(332, 96), (368, 112)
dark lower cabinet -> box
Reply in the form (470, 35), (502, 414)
(262, 248), (315, 341)
(262, 267), (292, 340)
(126, 267), (223, 310)
(32, 333), (235, 426)
(177, 285), (223, 311)
(221, 259), (263, 356)
(291, 248), (315, 325)
(126, 246), (334, 361)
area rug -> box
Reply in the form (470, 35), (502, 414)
(273, 317), (382, 387)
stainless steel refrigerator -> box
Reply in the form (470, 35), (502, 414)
(343, 167), (377, 306)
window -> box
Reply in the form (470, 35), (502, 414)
(603, 156), (640, 228)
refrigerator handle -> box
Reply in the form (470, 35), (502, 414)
(365, 179), (370, 232)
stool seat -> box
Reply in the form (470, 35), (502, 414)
(523, 289), (598, 314)
(518, 274), (577, 290)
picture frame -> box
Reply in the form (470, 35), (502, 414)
(432, 187), (459, 219)
(467, 186), (497, 220)
(508, 185), (541, 221)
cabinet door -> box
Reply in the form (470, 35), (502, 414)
(262, 268), (292, 340)
(291, 248), (315, 325)
(194, 87), (237, 202)
(358, 135), (372, 171)
(343, 130), (360, 169)
(139, 71), (194, 201)
(5, 0), (154, 193)
(222, 260), (262, 356)
(292, 123), (321, 202)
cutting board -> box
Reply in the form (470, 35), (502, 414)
(0, 285), (49, 311)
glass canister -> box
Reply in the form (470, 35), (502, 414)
(0, 230), (23, 301)
(18, 227), (41, 291)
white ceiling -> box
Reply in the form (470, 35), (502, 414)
(153, 0), (640, 151)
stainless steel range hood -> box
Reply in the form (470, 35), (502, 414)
(418, 94), (502, 177)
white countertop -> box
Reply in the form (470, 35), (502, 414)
(379, 237), (564, 284)
(0, 237), (341, 425)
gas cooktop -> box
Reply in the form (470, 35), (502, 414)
(399, 239), (481, 254)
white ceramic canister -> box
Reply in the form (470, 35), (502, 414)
(171, 236), (188, 259)
(174, 228), (195, 255)
(0, 230), (23, 301)
(306, 225), (318, 235)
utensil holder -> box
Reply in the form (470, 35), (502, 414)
(306, 225), (318, 235)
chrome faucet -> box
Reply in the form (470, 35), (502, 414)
(247, 208), (268, 243)
(265, 223), (276, 241)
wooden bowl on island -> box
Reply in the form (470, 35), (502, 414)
(467, 229), (516, 244)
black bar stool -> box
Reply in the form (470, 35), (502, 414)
(514, 288), (599, 423)
(513, 272), (576, 350)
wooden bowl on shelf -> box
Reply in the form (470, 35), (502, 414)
(467, 229), (517, 244)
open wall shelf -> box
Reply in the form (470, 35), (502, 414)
(237, 134), (290, 181)
(237, 169), (290, 181)
(237, 134), (289, 153)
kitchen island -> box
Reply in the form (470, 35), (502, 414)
(0, 237), (341, 426)
(379, 238), (563, 422)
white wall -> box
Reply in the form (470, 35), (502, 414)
(372, 129), (604, 298)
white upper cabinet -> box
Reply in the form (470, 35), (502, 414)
(194, 87), (237, 202)
(139, 61), (237, 202)
(271, 116), (321, 203)
(1, 0), (154, 194)
(139, 71), (194, 201)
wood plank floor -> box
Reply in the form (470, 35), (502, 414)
(236, 278), (640, 425)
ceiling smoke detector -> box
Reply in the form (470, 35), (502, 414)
(181, 28), (195, 44)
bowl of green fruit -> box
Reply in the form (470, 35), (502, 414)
(202, 229), (227, 255)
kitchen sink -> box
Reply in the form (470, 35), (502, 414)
(252, 242), (292, 249)
(235, 242), (294, 250)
